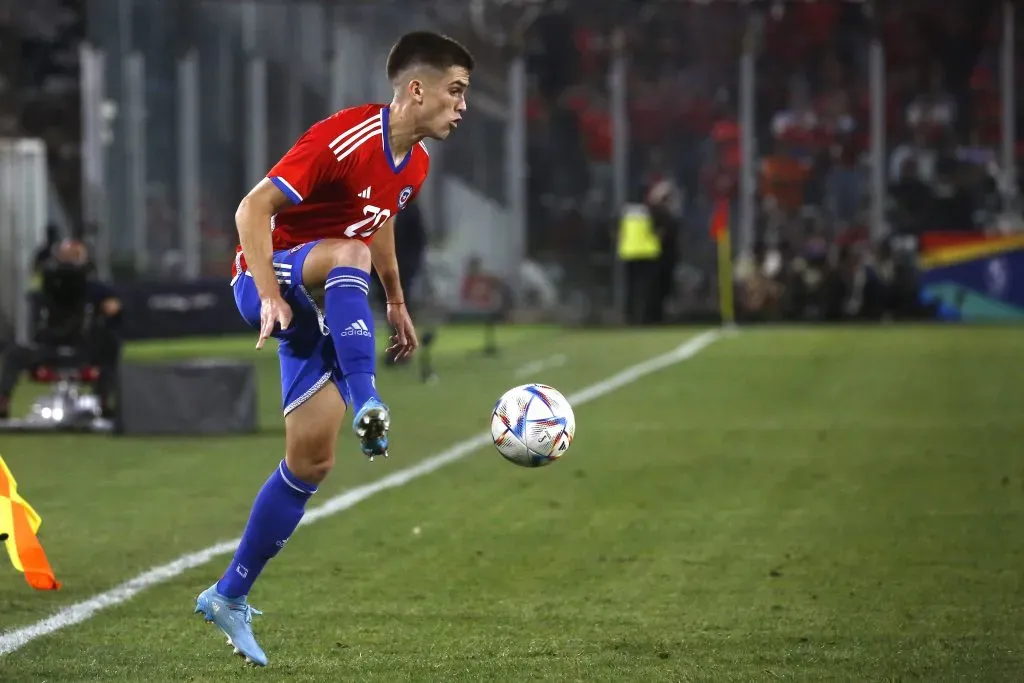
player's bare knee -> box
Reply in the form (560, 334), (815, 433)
(284, 447), (334, 485)
(283, 384), (345, 484)
(285, 412), (340, 482)
(306, 453), (335, 482)
(304, 239), (371, 287)
(284, 424), (337, 483)
(323, 239), (371, 271)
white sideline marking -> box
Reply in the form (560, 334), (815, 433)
(513, 353), (567, 379)
(0, 329), (723, 656)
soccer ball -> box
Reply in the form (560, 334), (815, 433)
(490, 383), (575, 467)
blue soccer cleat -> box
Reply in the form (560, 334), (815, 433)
(353, 397), (390, 460)
(194, 584), (269, 666)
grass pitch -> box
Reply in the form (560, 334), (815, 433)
(0, 324), (1021, 682)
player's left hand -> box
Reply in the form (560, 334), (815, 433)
(386, 302), (418, 361)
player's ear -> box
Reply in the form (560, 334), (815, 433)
(407, 78), (424, 104)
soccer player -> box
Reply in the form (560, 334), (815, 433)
(193, 31), (473, 666)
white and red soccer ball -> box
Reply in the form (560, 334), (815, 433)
(490, 383), (575, 467)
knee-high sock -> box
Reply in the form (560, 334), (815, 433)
(324, 267), (379, 409)
(216, 460), (316, 599)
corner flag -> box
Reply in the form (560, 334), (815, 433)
(0, 455), (60, 590)
(709, 198), (735, 325)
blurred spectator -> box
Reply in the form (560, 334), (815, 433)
(33, 223), (62, 275)
(0, 238), (122, 419)
(647, 177), (684, 324)
(736, 242), (783, 322)
(460, 255), (501, 313)
(3, 0), (83, 221)
(890, 124), (939, 185)
(888, 157), (935, 235)
(930, 153), (978, 231)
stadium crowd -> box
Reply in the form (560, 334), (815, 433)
(517, 0), (1017, 322)
(2, 0), (1020, 323)
(0, 0), (83, 223)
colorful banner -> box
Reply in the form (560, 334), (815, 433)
(917, 234), (1024, 322)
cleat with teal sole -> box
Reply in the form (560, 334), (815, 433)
(353, 397), (390, 460)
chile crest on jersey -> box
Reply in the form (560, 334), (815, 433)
(330, 108), (428, 243)
(398, 185), (414, 209)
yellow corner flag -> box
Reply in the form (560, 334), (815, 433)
(0, 455), (60, 590)
(709, 198), (735, 326)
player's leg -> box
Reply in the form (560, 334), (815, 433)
(214, 336), (343, 600)
(301, 238), (390, 458)
(195, 251), (342, 666)
(195, 350), (344, 667)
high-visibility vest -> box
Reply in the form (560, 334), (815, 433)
(617, 204), (661, 261)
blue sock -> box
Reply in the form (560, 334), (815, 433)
(324, 267), (380, 409)
(216, 461), (316, 599)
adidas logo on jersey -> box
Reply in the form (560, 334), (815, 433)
(357, 187), (372, 199)
(341, 319), (372, 337)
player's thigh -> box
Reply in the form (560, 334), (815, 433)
(232, 273), (263, 329)
(234, 246), (324, 337)
(284, 380), (345, 482)
(280, 335), (347, 481)
(301, 239), (372, 288)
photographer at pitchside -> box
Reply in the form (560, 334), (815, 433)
(0, 238), (122, 419)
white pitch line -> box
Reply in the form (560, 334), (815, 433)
(0, 329), (724, 656)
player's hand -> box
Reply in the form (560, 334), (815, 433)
(386, 302), (418, 361)
(257, 295), (292, 350)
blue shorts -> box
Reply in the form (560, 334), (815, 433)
(232, 240), (352, 415)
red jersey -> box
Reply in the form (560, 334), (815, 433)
(232, 103), (430, 278)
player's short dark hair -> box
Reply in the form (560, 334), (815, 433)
(386, 31), (475, 82)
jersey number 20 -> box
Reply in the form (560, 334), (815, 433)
(344, 205), (392, 238)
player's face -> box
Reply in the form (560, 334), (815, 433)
(419, 66), (470, 140)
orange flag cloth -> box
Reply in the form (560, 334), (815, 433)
(709, 197), (730, 242)
(0, 455), (60, 590)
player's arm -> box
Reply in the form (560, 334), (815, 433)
(370, 217), (419, 358)
(238, 126), (336, 348)
(369, 216), (404, 305)
(241, 123), (335, 301)
(235, 179), (293, 300)
(235, 179), (297, 348)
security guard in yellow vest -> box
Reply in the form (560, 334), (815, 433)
(617, 203), (662, 324)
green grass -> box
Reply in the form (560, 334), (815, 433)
(0, 324), (1022, 682)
